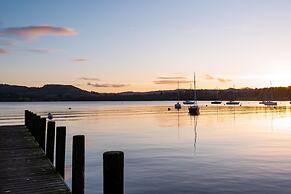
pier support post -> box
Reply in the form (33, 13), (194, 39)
(27, 111), (32, 130)
(56, 126), (66, 178)
(72, 135), (85, 194)
(103, 151), (124, 194)
(46, 121), (55, 164)
(39, 118), (46, 151)
(25, 110), (29, 127)
(31, 113), (37, 138)
(35, 116), (41, 144)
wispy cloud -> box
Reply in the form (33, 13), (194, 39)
(0, 39), (16, 46)
(72, 58), (88, 62)
(157, 76), (186, 80)
(205, 74), (215, 80)
(27, 48), (62, 53)
(153, 80), (191, 85)
(205, 74), (232, 83)
(0, 25), (77, 39)
(79, 77), (100, 81)
(0, 25), (76, 54)
(217, 78), (232, 83)
(0, 48), (8, 54)
(154, 75), (190, 85)
(88, 82), (128, 88)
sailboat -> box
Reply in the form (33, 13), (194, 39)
(262, 81), (277, 106)
(183, 100), (194, 105)
(174, 81), (182, 109)
(188, 73), (200, 115)
(211, 89), (222, 104)
(183, 84), (195, 104)
(175, 102), (182, 109)
(263, 101), (277, 106)
(259, 90), (268, 104)
(226, 85), (240, 105)
(226, 101), (240, 105)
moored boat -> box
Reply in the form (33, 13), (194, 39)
(188, 73), (200, 115)
(263, 101), (277, 106)
(183, 84), (195, 105)
(183, 100), (194, 105)
(226, 101), (240, 105)
(174, 81), (182, 109)
(211, 89), (222, 104)
(189, 104), (200, 115)
(262, 81), (277, 106)
(211, 101), (222, 104)
(175, 102), (182, 109)
(226, 85), (240, 105)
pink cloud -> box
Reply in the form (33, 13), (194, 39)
(0, 25), (77, 39)
(205, 74), (232, 83)
(79, 77), (100, 81)
(28, 48), (62, 53)
(217, 78), (232, 83)
(153, 80), (191, 85)
(0, 48), (8, 54)
(157, 76), (186, 80)
(72, 58), (88, 62)
(205, 74), (215, 80)
(88, 82), (128, 88)
(154, 75), (190, 85)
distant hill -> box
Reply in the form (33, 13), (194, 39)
(0, 84), (290, 101)
(0, 84), (97, 101)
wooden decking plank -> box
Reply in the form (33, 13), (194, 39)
(0, 125), (71, 194)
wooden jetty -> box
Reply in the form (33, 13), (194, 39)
(0, 110), (124, 194)
(0, 124), (71, 194)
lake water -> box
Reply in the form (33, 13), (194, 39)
(1, 101), (291, 194)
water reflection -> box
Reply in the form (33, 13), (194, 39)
(1, 101), (291, 194)
(190, 115), (198, 152)
(177, 110), (180, 139)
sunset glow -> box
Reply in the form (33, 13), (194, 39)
(0, 0), (291, 92)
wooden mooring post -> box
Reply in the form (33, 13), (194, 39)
(24, 110), (125, 194)
(25, 110), (29, 126)
(103, 151), (124, 194)
(46, 121), (55, 164)
(35, 115), (41, 144)
(72, 135), (85, 194)
(31, 113), (37, 137)
(56, 126), (66, 178)
(39, 117), (46, 151)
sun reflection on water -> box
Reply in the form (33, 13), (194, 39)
(1, 101), (291, 194)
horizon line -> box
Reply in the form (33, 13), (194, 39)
(1, 83), (291, 94)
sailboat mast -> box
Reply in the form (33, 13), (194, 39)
(270, 81), (273, 100)
(193, 73), (197, 102)
(177, 80), (180, 101)
(233, 84), (235, 101)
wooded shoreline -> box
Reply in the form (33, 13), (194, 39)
(0, 84), (290, 101)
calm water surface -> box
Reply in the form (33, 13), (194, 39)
(1, 101), (291, 194)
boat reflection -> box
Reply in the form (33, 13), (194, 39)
(187, 113), (198, 153)
(177, 109), (180, 139)
(192, 115), (198, 151)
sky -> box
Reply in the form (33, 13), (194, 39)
(0, 0), (291, 92)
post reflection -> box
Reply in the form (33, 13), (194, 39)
(1, 102), (291, 194)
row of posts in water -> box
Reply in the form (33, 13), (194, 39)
(24, 110), (124, 194)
